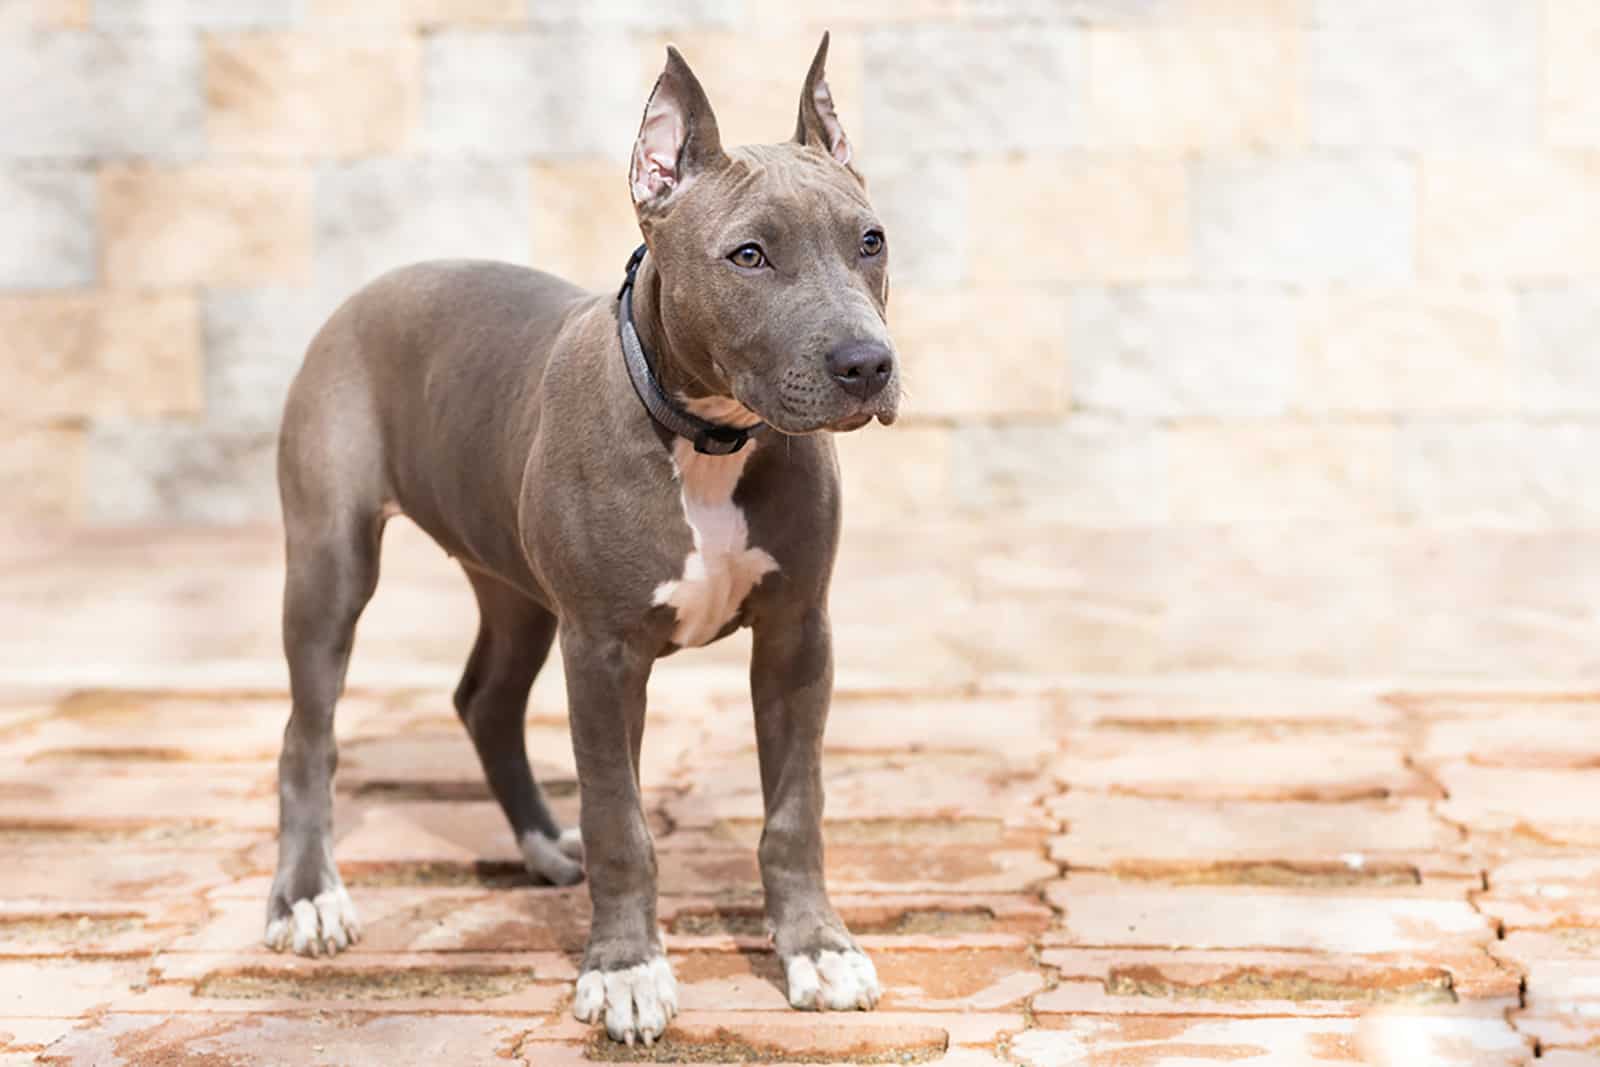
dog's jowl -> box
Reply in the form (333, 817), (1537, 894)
(267, 35), (899, 1044)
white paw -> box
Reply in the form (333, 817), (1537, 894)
(263, 886), (360, 957)
(573, 955), (679, 1046)
(557, 827), (584, 860)
(520, 831), (584, 886)
(785, 948), (880, 1011)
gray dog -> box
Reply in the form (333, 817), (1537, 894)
(265, 35), (900, 1045)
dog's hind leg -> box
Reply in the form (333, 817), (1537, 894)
(267, 422), (385, 955)
(456, 568), (583, 886)
(266, 318), (394, 957)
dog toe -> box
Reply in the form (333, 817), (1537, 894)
(784, 948), (879, 1012)
(267, 886), (359, 958)
(575, 955), (678, 1044)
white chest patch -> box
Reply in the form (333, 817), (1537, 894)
(652, 436), (778, 648)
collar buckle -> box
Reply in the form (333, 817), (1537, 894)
(693, 425), (750, 455)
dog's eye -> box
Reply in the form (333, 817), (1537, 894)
(860, 230), (885, 258)
(729, 243), (767, 269)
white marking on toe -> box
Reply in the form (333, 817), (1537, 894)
(314, 890), (349, 953)
(291, 899), (320, 956)
(573, 971), (606, 1023)
(574, 955), (679, 1045)
(652, 436), (777, 648)
(786, 955), (822, 1009)
(785, 948), (880, 1012)
(267, 886), (359, 957)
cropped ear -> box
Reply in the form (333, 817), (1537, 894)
(631, 46), (725, 212)
(793, 32), (853, 170)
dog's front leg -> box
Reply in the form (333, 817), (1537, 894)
(563, 626), (677, 1045)
(751, 605), (880, 1012)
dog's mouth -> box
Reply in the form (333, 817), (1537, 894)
(825, 410), (898, 432)
(760, 408), (896, 436)
(733, 378), (899, 436)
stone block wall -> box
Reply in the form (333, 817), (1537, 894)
(4, 1), (1599, 677)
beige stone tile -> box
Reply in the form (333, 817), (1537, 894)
(1310, 3), (1538, 148)
(0, 424), (85, 528)
(0, 166), (95, 287)
(892, 285), (1068, 418)
(971, 0), (1303, 22)
(1418, 705), (1600, 769)
(1049, 794), (1460, 872)
(1063, 685), (1401, 728)
(528, 159), (639, 291)
(1045, 874), (1493, 954)
(739, 0), (961, 24)
(1296, 285), (1513, 414)
(1517, 286), (1600, 414)
(951, 417), (1170, 523)
(640, 30), (863, 151)
(1069, 285), (1300, 417)
(833, 425), (953, 527)
(101, 164), (312, 285)
(1037, 947), (1518, 1017)
(971, 157), (1188, 282)
(425, 30), (646, 160)
(91, 0), (293, 25)
(0, 292), (201, 421)
(1388, 530), (1600, 678)
(1397, 421), (1600, 526)
(1126, 0), (1306, 21)
(1015, 1015), (1528, 1067)
(40, 1014), (539, 1067)
(1051, 729), (1427, 802)
(969, 526), (1169, 675)
(1158, 523), (1403, 676)
(1547, 0), (1600, 147)
(0, 0), (86, 25)
(1191, 156), (1415, 281)
(309, 0), (523, 24)
(1086, 26), (1302, 149)
(1168, 422), (1395, 521)
(206, 33), (421, 157)
(0, 960), (154, 1017)
(862, 23), (1079, 156)
(1436, 762), (1600, 847)
(1421, 153), (1600, 280)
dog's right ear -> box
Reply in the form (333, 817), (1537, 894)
(630, 46), (725, 213)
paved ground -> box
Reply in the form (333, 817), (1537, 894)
(3, 528), (1599, 1064)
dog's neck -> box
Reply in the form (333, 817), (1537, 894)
(627, 254), (736, 412)
(628, 254), (765, 432)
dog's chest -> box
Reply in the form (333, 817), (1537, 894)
(652, 439), (778, 648)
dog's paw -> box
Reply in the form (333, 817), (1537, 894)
(520, 830), (584, 886)
(783, 947), (880, 1011)
(264, 885), (360, 957)
(573, 955), (679, 1046)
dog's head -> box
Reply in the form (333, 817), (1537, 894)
(628, 35), (899, 435)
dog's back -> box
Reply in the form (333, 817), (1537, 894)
(280, 258), (595, 585)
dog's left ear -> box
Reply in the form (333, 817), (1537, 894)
(793, 32), (855, 173)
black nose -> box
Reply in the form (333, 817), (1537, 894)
(825, 340), (894, 401)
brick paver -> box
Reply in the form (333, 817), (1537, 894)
(3, 549), (1597, 1063)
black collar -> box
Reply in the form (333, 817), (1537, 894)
(616, 244), (767, 456)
